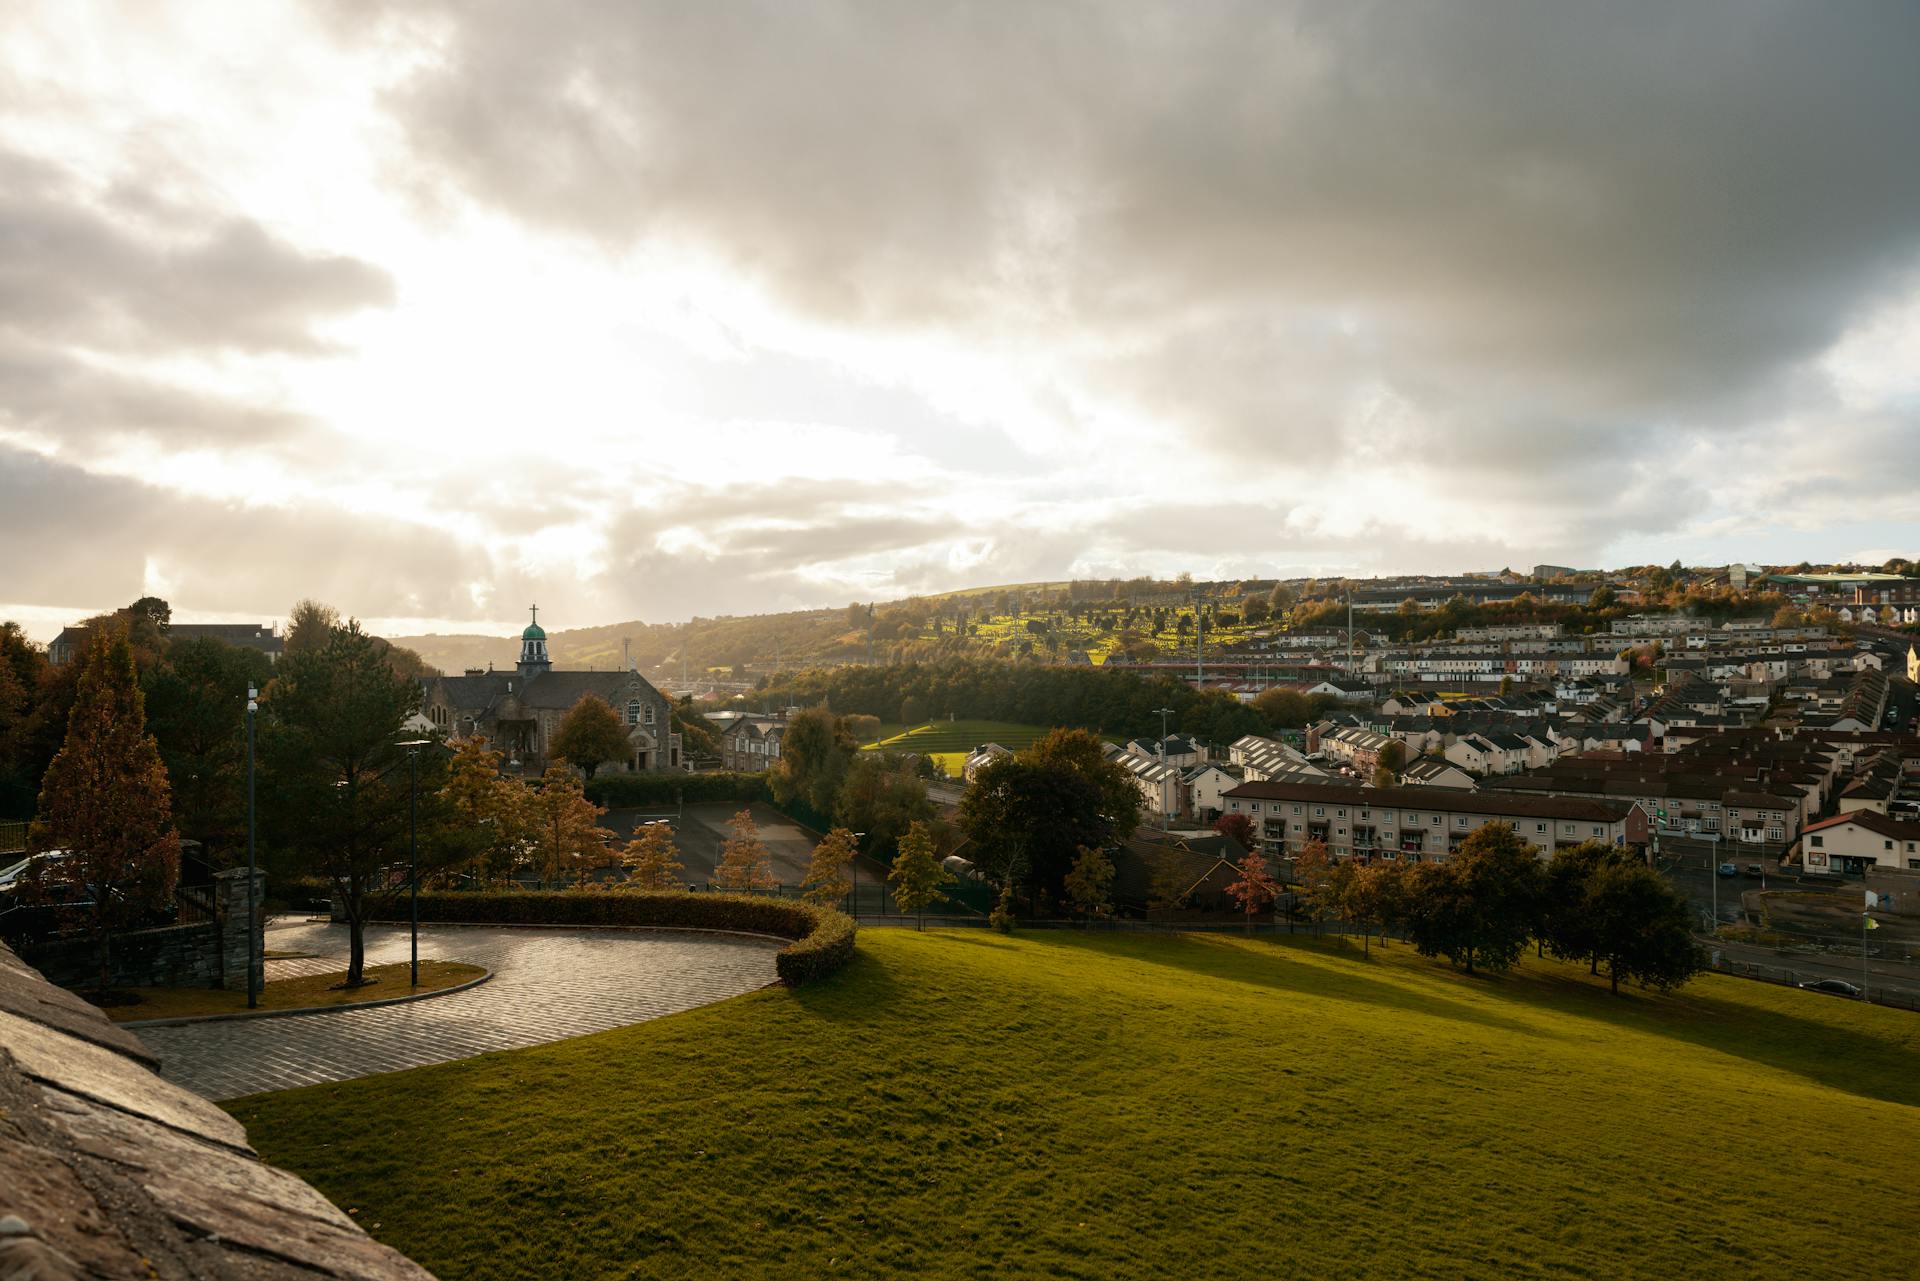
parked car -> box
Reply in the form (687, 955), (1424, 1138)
(1743, 864), (1764, 878)
(1717, 863), (1739, 878)
(1798, 978), (1863, 999)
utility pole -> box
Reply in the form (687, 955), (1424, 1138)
(867, 603), (875, 667)
(1154, 706), (1176, 830)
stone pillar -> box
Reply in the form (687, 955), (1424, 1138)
(212, 866), (266, 993)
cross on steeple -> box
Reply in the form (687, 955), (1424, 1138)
(530, 604), (538, 626)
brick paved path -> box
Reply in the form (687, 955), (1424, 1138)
(140, 921), (781, 1100)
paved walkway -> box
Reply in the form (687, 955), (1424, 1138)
(139, 920), (782, 1101)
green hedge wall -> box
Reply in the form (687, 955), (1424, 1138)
(584, 771), (772, 808)
(403, 890), (855, 985)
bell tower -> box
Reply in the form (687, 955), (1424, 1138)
(517, 604), (551, 677)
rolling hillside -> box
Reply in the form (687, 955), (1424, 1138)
(234, 930), (1920, 1280)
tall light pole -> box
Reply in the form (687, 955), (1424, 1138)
(397, 738), (432, 987)
(852, 831), (867, 917)
(246, 685), (258, 1010)
(1153, 707), (1176, 830)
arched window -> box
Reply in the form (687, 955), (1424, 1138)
(626, 700), (641, 725)
(644, 703), (655, 726)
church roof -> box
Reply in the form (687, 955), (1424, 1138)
(516, 671), (649, 709)
(522, 621), (546, 640)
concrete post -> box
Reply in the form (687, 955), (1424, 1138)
(213, 866), (267, 993)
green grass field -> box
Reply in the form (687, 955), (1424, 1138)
(863, 719), (1056, 776)
(229, 932), (1920, 1281)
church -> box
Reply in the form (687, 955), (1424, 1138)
(421, 608), (681, 773)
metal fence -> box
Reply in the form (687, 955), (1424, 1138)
(0, 821), (26, 856)
(1704, 954), (1920, 1012)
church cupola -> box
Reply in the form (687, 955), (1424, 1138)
(517, 604), (551, 677)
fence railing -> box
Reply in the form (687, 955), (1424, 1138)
(0, 821), (27, 856)
(1704, 954), (1920, 1012)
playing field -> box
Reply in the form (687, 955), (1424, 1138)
(861, 719), (1056, 776)
(230, 930), (1920, 1280)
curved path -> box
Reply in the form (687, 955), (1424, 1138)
(140, 920), (782, 1101)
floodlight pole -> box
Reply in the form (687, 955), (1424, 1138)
(246, 686), (258, 1010)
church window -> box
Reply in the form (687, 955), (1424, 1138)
(644, 703), (655, 726)
(626, 700), (641, 725)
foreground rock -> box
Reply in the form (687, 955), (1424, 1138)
(0, 940), (433, 1280)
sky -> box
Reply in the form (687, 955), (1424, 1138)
(3, 1), (1920, 643)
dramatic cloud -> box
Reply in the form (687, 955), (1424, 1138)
(2, 1), (1917, 640)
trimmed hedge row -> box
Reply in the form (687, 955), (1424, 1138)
(403, 891), (855, 986)
(584, 771), (772, 808)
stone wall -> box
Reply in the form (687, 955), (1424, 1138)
(0, 938), (435, 1279)
(21, 868), (266, 993)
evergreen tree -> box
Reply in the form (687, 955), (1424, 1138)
(713, 808), (777, 891)
(622, 821), (687, 891)
(27, 629), (180, 990)
(887, 819), (950, 930)
(1064, 843), (1115, 921)
(800, 826), (857, 906)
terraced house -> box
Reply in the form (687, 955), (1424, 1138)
(1221, 780), (1648, 863)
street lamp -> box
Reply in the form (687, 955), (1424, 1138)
(397, 738), (433, 987)
(851, 831), (867, 918)
(1153, 707), (1176, 831)
(246, 686), (258, 1010)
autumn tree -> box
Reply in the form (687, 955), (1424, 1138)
(770, 707), (856, 816)
(1213, 812), (1256, 849)
(1064, 844), (1116, 921)
(436, 736), (530, 887)
(1146, 842), (1194, 913)
(887, 819), (950, 930)
(800, 826), (857, 906)
(1225, 851), (1280, 933)
(283, 599), (340, 654)
(26, 629), (181, 990)
(528, 764), (614, 886)
(713, 808), (776, 891)
(1346, 860), (1408, 954)
(622, 821), (687, 891)
(262, 622), (460, 985)
(552, 694), (631, 780)
(1294, 838), (1342, 933)
(835, 750), (933, 859)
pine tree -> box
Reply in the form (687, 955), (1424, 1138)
(713, 808), (776, 891)
(800, 826), (857, 906)
(28, 628), (180, 991)
(622, 821), (686, 891)
(888, 819), (950, 930)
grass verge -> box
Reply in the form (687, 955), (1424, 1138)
(230, 932), (1920, 1281)
(100, 960), (485, 1022)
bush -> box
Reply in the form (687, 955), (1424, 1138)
(402, 890), (855, 985)
(584, 771), (772, 808)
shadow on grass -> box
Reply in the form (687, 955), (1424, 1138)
(1486, 967), (1920, 1109)
(786, 945), (907, 1020)
(1030, 930), (1553, 1040)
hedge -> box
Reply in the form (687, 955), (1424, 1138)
(400, 890), (856, 986)
(584, 771), (772, 808)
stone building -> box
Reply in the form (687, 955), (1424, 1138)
(421, 608), (681, 773)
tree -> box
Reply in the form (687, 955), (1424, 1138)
(800, 827), (857, 906)
(26, 629), (181, 990)
(1224, 851), (1280, 933)
(843, 713), (882, 743)
(888, 819), (950, 929)
(1242, 595), (1271, 626)
(552, 694), (631, 780)
(770, 707), (856, 816)
(1402, 823), (1543, 975)
(1347, 860), (1408, 953)
(1584, 860), (1705, 995)
(0, 622), (49, 819)
(1538, 841), (1617, 972)
(261, 622), (450, 986)
(283, 599), (339, 654)
(1064, 844), (1115, 921)
(1588, 586), (1617, 610)
(1293, 839), (1346, 933)
(141, 636), (274, 862)
(622, 821), (687, 891)
(527, 765), (613, 886)
(834, 751), (934, 858)
(438, 736), (530, 887)
(713, 809), (776, 891)
(957, 728), (1139, 904)
(1213, 812), (1256, 848)
(1267, 583), (1294, 613)
(1146, 842), (1194, 913)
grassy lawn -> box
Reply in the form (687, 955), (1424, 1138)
(101, 960), (485, 1022)
(229, 933), (1920, 1281)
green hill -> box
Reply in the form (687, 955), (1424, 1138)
(231, 931), (1918, 1280)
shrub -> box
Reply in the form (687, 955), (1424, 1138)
(584, 772), (772, 808)
(401, 890), (855, 985)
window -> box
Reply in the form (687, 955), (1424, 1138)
(1886, 840), (1895, 851)
(1455, 816), (1468, 828)
(1292, 805), (1302, 815)
(1536, 823), (1546, 834)
(1592, 826), (1604, 837)
(644, 704), (655, 726)
(626, 699), (641, 725)
(1909, 859), (1920, 871)
(1810, 852), (1828, 867)
(1766, 827), (1782, 842)
(1337, 809), (1347, 819)
(1314, 807), (1325, 817)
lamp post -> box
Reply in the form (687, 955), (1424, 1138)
(397, 738), (432, 987)
(1153, 707), (1176, 830)
(246, 686), (258, 1010)
(851, 831), (867, 917)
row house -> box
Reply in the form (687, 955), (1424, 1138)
(1317, 726), (1399, 773)
(1799, 811), (1920, 875)
(1444, 731), (1555, 777)
(1105, 742), (1185, 819)
(717, 716), (786, 773)
(1221, 780), (1646, 863)
(1490, 771), (1804, 857)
